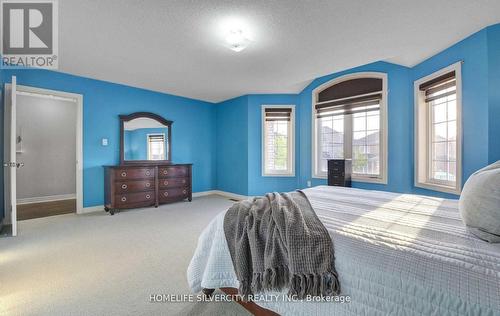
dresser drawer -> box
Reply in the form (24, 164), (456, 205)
(328, 169), (345, 178)
(115, 168), (154, 180)
(327, 159), (351, 188)
(158, 166), (188, 178)
(329, 181), (345, 187)
(115, 191), (155, 207)
(104, 164), (192, 214)
(328, 160), (344, 167)
(115, 180), (154, 193)
(329, 166), (343, 173)
(158, 177), (189, 189)
(158, 188), (189, 202)
(329, 173), (345, 183)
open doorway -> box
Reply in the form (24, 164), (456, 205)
(16, 92), (78, 220)
(4, 81), (83, 233)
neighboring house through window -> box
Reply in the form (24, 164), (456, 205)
(262, 105), (295, 176)
(312, 73), (388, 183)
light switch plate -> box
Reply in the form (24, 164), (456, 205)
(102, 138), (108, 146)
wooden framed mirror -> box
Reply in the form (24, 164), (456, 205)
(119, 112), (172, 164)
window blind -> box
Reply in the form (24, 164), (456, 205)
(264, 107), (292, 121)
(314, 93), (381, 118)
(419, 71), (456, 103)
(148, 134), (165, 142)
(148, 134), (165, 160)
(314, 77), (383, 118)
(317, 78), (382, 102)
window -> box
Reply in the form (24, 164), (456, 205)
(317, 114), (344, 173)
(262, 106), (295, 176)
(415, 62), (462, 194)
(352, 110), (380, 175)
(147, 133), (166, 160)
(312, 73), (388, 183)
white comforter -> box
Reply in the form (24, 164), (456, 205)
(187, 186), (500, 315)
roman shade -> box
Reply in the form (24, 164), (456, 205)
(314, 77), (383, 118)
(317, 78), (382, 102)
(264, 107), (292, 121)
(419, 71), (456, 103)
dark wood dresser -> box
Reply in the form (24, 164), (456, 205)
(104, 164), (192, 215)
(327, 159), (352, 187)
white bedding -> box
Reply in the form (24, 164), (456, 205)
(187, 186), (500, 315)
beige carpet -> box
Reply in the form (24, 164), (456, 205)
(0, 195), (250, 316)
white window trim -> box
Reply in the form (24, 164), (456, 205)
(414, 62), (462, 195)
(262, 105), (296, 177)
(311, 72), (388, 184)
(147, 133), (166, 160)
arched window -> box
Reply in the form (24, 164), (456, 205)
(312, 72), (388, 183)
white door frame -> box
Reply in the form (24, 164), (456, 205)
(4, 84), (84, 217)
(3, 77), (17, 235)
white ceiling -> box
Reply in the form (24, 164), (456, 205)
(59, 0), (500, 102)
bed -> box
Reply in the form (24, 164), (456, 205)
(187, 186), (500, 315)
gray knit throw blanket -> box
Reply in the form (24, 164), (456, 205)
(223, 191), (340, 299)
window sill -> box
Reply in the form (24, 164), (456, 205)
(263, 173), (295, 178)
(415, 181), (461, 195)
(353, 175), (387, 184)
(312, 173), (387, 184)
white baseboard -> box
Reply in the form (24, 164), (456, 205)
(192, 190), (217, 198)
(17, 194), (76, 205)
(79, 205), (105, 214)
(77, 190), (249, 215)
(193, 190), (251, 200)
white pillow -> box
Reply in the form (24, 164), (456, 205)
(459, 161), (500, 243)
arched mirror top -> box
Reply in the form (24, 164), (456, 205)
(119, 112), (172, 164)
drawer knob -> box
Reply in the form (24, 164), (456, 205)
(121, 184), (127, 189)
(146, 194), (151, 199)
(183, 189), (187, 194)
(164, 192), (169, 197)
(182, 179), (186, 184)
(163, 170), (168, 175)
(145, 170), (151, 176)
(121, 172), (127, 177)
(164, 180), (169, 186)
(121, 196), (127, 202)
(145, 182), (151, 188)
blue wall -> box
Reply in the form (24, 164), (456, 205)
(487, 24), (500, 164)
(214, 24), (500, 199)
(124, 128), (169, 160)
(215, 96), (249, 195)
(411, 28), (489, 197)
(247, 94), (299, 195)
(297, 62), (414, 194)
(1, 69), (216, 207)
(215, 94), (301, 196)
(0, 69), (4, 222)
(1, 23), (499, 211)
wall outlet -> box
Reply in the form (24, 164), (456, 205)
(307, 180), (312, 187)
(102, 138), (108, 146)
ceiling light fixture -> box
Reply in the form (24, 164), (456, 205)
(225, 29), (250, 52)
